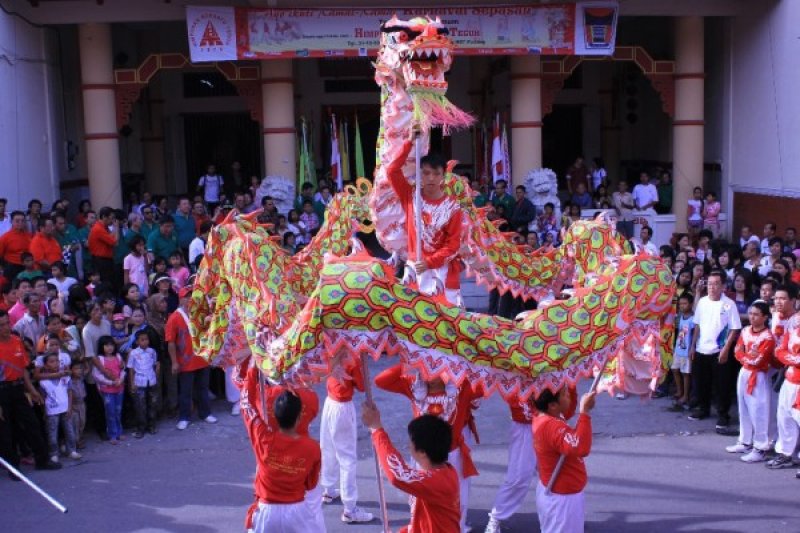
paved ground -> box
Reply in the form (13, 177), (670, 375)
(3, 357), (799, 532)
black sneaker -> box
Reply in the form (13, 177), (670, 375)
(35, 460), (62, 471)
(667, 402), (688, 412)
(148, 426), (158, 435)
(715, 416), (731, 430)
(795, 470), (800, 479)
(133, 431), (144, 439)
(688, 409), (709, 421)
(651, 390), (668, 399)
(765, 454), (794, 470)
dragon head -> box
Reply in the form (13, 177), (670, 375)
(378, 15), (453, 95)
(376, 14), (472, 133)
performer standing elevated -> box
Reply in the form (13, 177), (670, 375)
(387, 140), (464, 306)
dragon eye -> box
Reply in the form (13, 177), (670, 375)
(397, 32), (408, 43)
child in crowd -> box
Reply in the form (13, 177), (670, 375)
(69, 360), (87, 449)
(48, 261), (78, 301)
(726, 301), (775, 463)
(537, 202), (559, 245)
(687, 186), (704, 240)
(39, 353), (81, 461)
(238, 365), (322, 532)
(702, 191), (722, 237)
(123, 235), (149, 298)
(85, 270), (101, 298)
(361, 403), (460, 533)
(300, 200), (320, 243)
(110, 313), (128, 349)
(282, 232), (296, 255)
(127, 329), (160, 438)
(669, 293), (695, 411)
(168, 250), (190, 292)
(533, 386), (596, 533)
(148, 257), (168, 289)
(319, 354), (373, 523)
(16, 252), (44, 281)
(121, 283), (145, 318)
(93, 335), (126, 444)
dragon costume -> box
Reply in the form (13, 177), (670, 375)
(189, 15), (675, 400)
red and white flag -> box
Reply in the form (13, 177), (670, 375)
(330, 114), (342, 191)
(491, 113), (507, 184)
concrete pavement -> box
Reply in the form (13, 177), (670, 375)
(2, 358), (798, 532)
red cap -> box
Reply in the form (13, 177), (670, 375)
(179, 286), (193, 299)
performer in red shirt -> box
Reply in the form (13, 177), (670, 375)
(0, 211), (32, 280)
(319, 354), (373, 523)
(238, 364), (322, 532)
(769, 285), (796, 446)
(375, 363), (481, 532)
(386, 140), (464, 306)
(726, 301), (775, 462)
(485, 395), (538, 532)
(362, 400), (460, 533)
(533, 386), (596, 533)
(86, 207), (120, 287)
(767, 308), (800, 471)
(29, 218), (62, 271)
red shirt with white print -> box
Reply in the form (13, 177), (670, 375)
(734, 326), (774, 395)
(372, 428), (460, 533)
(776, 314), (800, 409)
(533, 411), (592, 495)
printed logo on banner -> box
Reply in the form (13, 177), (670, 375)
(186, 6), (237, 62)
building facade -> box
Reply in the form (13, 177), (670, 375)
(0, 0), (795, 235)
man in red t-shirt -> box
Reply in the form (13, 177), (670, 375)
(238, 364), (322, 532)
(387, 140), (464, 306)
(87, 207), (121, 289)
(362, 401), (460, 533)
(29, 217), (62, 271)
(532, 386), (596, 533)
(0, 211), (32, 280)
(166, 287), (217, 430)
(0, 309), (61, 471)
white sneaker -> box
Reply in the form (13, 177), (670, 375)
(321, 490), (340, 504)
(176, 420), (190, 430)
(615, 392), (627, 400)
(485, 516), (503, 533)
(230, 403), (241, 416)
(50, 455), (59, 463)
(725, 442), (751, 453)
(68, 451), (82, 460)
(341, 507), (374, 523)
(204, 415), (218, 424)
(741, 448), (767, 463)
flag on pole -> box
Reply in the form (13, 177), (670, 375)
(300, 117), (317, 189)
(491, 112), (507, 184)
(307, 119), (317, 188)
(330, 113), (342, 191)
(354, 113), (365, 179)
(340, 119), (350, 185)
(501, 117), (511, 186)
(297, 128), (305, 190)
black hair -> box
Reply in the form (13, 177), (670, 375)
(407, 414), (451, 464)
(50, 261), (65, 273)
(677, 292), (695, 305)
(21, 251), (33, 261)
(776, 283), (799, 300)
(544, 202), (554, 210)
(698, 229), (713, 241)
(42, 352), (59, 365)
(97, 335), (116, 355)
(420, 152), (446, 171)
(274, 390), (302, 430)
(769, 237), (784, 249)
(749, 300), (771, 317)
(128, 235), (146, 252)
(761, 277), (778, 290)
(160, 214), (175, 225)
(45, 314), (62, 325)
(135, 329), (150, 341)
(533, 388), (561, 414)
(659, 245), (675, 259)
(70, 360), (83, 369)
(98, 206), (114, 219)
(199, 220), (214, 235)
(516, 185), (526, 192)
(707, 269), (727, 284)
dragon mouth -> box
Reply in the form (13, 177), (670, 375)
(402, 45), (450, 92)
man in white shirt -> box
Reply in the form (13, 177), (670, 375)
(197, 164), (224, 211)
(742, 241), (771, 278)
(739, 225), (760, 250)
(632, 225), (658, 256)
(760, 222), (777, 255)
(688, 270), (742, 432)
(0, 198), (11, 237)
(12, 293), (47, 350)
(631, 171), (659, 212)
(612, 180), (636, 239)
(189, 220), (213, 270)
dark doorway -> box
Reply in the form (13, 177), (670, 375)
(324, 105), (381, 185)
(542, 105), (583, 191)
(183, 113), (261, 195)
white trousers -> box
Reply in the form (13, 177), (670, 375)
(225, 366), (240, 404)
(775, 380), (800, 457)
(535, 482), (585, 533)
(767, 367), (779, 444)
(249, 499), (326, 533)
(489, 421), (537, 522)
(736, 369), (771, 450)
(319, 397), (359, 511)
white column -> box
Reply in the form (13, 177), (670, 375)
(510, 56), (543, 186)
(79, 23), (122, 209)
(261, 60), (295, 180)
(672, 16), (705, 231)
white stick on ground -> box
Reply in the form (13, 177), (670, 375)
(0, 456), (68, 513)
